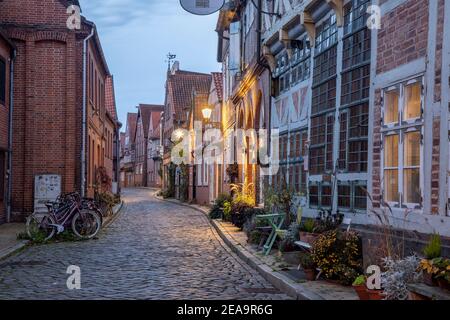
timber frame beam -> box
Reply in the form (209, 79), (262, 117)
(326, 0), (344, 27)
(300, 11), (316, 48)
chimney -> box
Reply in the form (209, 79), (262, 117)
(171, 61), (180, 75)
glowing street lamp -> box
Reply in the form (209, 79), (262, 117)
(202, 107), (212, 121)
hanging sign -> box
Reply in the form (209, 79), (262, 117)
(180, 0), (225, 15)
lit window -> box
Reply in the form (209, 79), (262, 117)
(384, 134), (399, 203)
(404, 82), (421, 120)
(403, 131), (421, 203)
(382, 78), (423, 207)
(384, 89), (399, 125)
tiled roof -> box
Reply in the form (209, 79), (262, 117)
(167, 70), (212, 123)
(149, 112), (162, 140)
(126, 113), (138, 143)
(138, 104), (164, 139)
(211, 72), (223, 102)
(105, 76), (117, 121)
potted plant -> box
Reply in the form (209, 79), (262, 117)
(434, 258), (450, 291)
(299, 253), (316, 281)
(352, 275), (369, 300)
(420, 233), (442, 286)
(299, 218), (320, 244)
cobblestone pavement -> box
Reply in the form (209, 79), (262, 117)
(0, 188), (291, 300)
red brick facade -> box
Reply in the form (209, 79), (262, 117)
(0, 0), (118, 220)
(0, 31), (14, 224)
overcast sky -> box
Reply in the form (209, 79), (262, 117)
(80, 0), (221, 128)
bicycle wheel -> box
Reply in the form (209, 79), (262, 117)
(26, 213), (56, 242)
(71, 210), (102, 240)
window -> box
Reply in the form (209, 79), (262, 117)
(338, 181), (368, 211)
(274, 130), (308, 194)
(309, 182), (332, 209)
(309, 114), (334, 174)
(344, 0), (371, 35)
(382, 79), (423, 207)
(384, 89), (399, 125)
(0, 58), (5, 105)
(341, 65), (370, 106)
(314, 14), (338, 55)
(339, 103), (368, 172)
(312, 18), (337, 116)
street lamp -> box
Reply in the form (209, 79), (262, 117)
(202, 107), (212, 122)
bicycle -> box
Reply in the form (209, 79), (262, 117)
(26, 192), (102, 242)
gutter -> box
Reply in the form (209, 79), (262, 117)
(81, 27), (95, 197)
(6, 48), (16, 223)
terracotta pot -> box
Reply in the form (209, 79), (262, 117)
(437, 278), (450, 291)
(423, 271), (438, 287)
(299, 231), (321, 244)
(366, 289), (385, 300)
(353, 285), (369, 300)
(304, 269), (316, 281)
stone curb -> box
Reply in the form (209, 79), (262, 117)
(155, 194), (326, 300)
(0, 240), (29, 262)
(102, 201), (125, 229)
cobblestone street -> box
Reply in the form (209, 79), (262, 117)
(0, 188), (290, 300)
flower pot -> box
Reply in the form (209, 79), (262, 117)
(366, 289), (385, 300)
(353, 285), (369, 300)
(437, 278), (450, 291)
(299, 231), (321, 244)
(304, 269), (316, 281)
(423, 271), (438, 287)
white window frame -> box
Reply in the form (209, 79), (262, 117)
(381, 77), (424, 209)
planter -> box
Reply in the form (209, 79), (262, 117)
(437, 278), (450, 291)
(423, 271), (438, 287)
(353, 285), (369, 300)
(366, 289), (385, 300)
(299, 231), (321, 245)
(304, 269), (316, 281)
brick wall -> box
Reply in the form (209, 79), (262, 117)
(371, 0), (430, 210)
(376, 0), (429, 74)
(0, 35), (12, 224)
(0, 0), (112, 218)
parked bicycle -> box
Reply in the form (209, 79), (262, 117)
(26, 192), (102, 242)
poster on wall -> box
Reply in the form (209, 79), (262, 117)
(34, 174), (61, 213)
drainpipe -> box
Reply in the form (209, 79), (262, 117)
(6, 49), (16, 223)
(81, 27), (95, 198)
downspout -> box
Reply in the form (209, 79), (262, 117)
(6, 49), (16, 223)
(81, 27), (95, 198)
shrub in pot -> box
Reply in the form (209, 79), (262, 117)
(352, 275), (369, 300)
(299, 218), (320, 244)
(299, 253), (316, 281)
(311, 229), (363, 286)
(419, 234), (442, 286)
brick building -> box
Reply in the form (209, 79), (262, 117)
(147, 111), (163, 188)
(215, 0), (450, 244)
(121, 112), (138, 188)
(161, 62), (212, 196)
(0, 0), (119, 221)
(134, 104), (163, 187)
(0, 29), (15, 224)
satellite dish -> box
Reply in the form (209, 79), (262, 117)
(180, 0), (225, 16)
